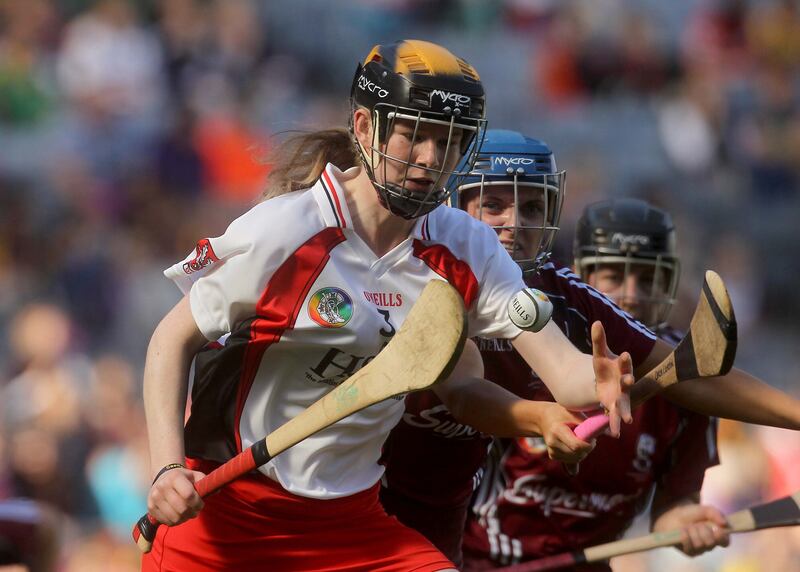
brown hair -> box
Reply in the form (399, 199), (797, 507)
(261, 129), (359, 201)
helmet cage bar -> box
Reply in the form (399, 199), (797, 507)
(359, 103), (487, 219)
(463, 171), (566, 273)
(575, 251), (681, 330)
(388, 111), (481, 132)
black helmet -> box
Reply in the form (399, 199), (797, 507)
(574, 198), (680, 329)
(349, 40), (487, 219)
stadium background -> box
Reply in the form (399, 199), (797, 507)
(0, 0), (798, 569)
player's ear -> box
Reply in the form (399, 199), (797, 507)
(352, 108), (373, 149)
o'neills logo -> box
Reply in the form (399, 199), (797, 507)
(183, 239), (218, 275)
(363, 291), (403, 307)
(475, 337), (514, 352)
(358, 75), (388, 99)
(308, 287), (354, 328)
(430, 89), (471, 107)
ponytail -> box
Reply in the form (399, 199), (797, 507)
(262, 129), (359, 201)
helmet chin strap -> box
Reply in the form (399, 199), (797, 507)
(358, 110), (380, 173)
(353, 110), (395, 213)
(351, 111), (378, 170)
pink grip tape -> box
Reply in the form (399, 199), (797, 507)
(574, 414), (610, 441)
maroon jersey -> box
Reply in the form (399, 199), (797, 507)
(462, 331), (719, 571)
(0, 499), (45, 566)
(379, 262), (658, 564)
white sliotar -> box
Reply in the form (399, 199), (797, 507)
(507, 288), (553, 332)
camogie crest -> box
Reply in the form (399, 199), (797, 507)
(518, 436), (548, 455)
(308, 287), (354, 328)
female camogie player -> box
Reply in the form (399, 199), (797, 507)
(462, 197), (726, 571)
(140, 42), (634, 572)
(379, 130), (800, 569)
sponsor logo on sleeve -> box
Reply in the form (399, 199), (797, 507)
(183, 239), (219, 274)
(475, 337), (515, 352)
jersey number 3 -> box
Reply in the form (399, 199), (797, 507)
(378, 309), (396, 338)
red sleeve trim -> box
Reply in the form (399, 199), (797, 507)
(412, 239), (479, 309)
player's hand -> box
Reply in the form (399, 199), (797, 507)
(536, 402), (596, 464)
(591, 321), (634, 437)
(652, 503), (730, 557)
(147, 467), (206, 526)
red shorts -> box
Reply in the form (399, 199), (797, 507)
(142, 458), (454, 572)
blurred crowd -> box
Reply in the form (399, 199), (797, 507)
(0, 0), (798, 570)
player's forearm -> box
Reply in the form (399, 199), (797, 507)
(143, 297), (207, 477)
(144, 332), (192, 475)
(663, 368), (800, 430)
(437, 376), (542, 437)
(555, 352), (600, 409)
(511, 326), (597, 409)
(650, 490), (700, 531)
(649, 490), (729, 556)
(435, 336), (578, 436)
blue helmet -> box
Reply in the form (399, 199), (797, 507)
(451, 129), (566, 272)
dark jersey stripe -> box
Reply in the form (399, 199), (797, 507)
(321, 170), (347, 228)
(319, 176), (342, 228)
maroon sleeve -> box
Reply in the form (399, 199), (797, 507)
(657, 413), (719, 500)
(533, 263), (657, 367)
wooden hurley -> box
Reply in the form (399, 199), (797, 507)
(498, 492), (800, 571)
(575, 270), (737, 441)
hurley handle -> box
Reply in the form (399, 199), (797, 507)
(573, 414), (610, 441)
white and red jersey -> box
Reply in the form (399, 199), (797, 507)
(164, 163), (525, 500)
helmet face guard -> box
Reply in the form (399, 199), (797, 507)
(452, 130), (566, 273)
(349, 41), (487, 219)
(574, 199), (681, 330)
(575, 250), (680, 329)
